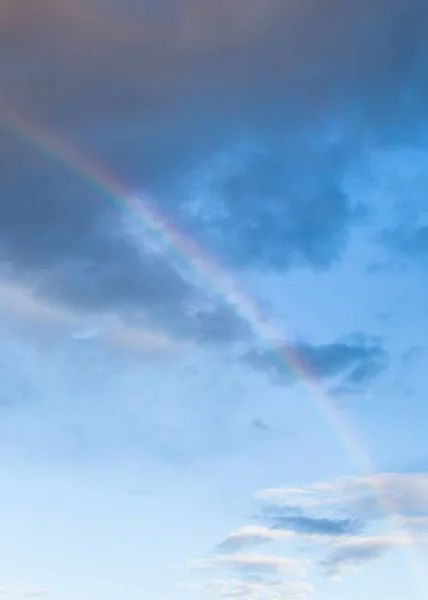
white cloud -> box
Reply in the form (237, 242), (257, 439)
(245, 473), (428, 581)
(208, 579), (315, 600)
(256, 473), (428, 521)
(217, 526), (295, 552)
(268, 582), (315, 600)
(209, 579), (264, 600)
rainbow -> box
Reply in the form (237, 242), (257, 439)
(0, 110), (426, 587)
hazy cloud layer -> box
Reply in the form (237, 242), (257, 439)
(3, 0), (428, 134)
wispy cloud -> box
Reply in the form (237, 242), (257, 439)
(208, 578), (315, 600)
(188, 554), (307, 577)
(268, 515), (363, 537)
(319, 535), (415, 578)
(257, 473), (428, 520)
(216, 526), (295, 553)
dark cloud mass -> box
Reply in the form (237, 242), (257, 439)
(245, 338), (388, 387)
(0, 132), (253, 343)
(0, 0), (426, 346)
(0, 134), (190, 323)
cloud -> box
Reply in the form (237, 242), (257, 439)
(403, 516), (428, 528)
(209, 579), (315, 600)
(341, 474), (428, 519)
(185, 472), (428, 596)
(245, 338), (387, 387)
(266, 582), (315, 600)
(0, 129), (383, 377)
(381, 224), (428, 266)
(251, 473), (428, 579)
(175, 142), (362, 271)
(216, 526), (295, 552)
(257, 473), (428, 520)
(268, 515), (363, 537)
(216, 518), (362, 554)
(4, 0), (418, 302)
(188, 554), (307, 577)
(319, 535), (412, 578)
(0, 126), (255, 346)
(3, 0), (426, 351)
(209, 579), (265, 600)
(0, 278), (180, 355)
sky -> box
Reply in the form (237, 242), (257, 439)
(1, 1), (428, 599)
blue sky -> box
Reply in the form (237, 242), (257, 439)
(1, 1), (428, 599)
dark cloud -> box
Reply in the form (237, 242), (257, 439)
(259, 502), (364, 537)
(172, 145), (363, 270)
(2, 0), (426, 280)
(1, 0), (427, 344)
(0, 130), (253, 344)
(244, 338), (387, 386)
(269, 515), (363, 537)
(0, 134), (175, 311)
